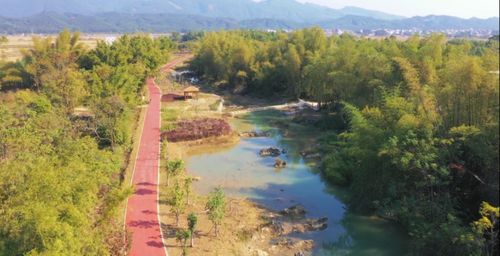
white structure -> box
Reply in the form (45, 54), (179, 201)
(105, 36), (117, 45)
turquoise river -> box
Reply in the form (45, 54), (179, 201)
(186, 111), (409, 255)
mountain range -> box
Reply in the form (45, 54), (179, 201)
(0, 12), (498, 34)
(0, 0), (404, 22)
(0, 0), (498, 34)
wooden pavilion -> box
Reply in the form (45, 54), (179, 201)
(183, 86), (200, 100)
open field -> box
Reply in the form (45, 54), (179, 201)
(0, 34), (119, 62)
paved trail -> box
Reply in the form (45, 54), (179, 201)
(125, 55), (191, 256)
(125, 77), (166, 256)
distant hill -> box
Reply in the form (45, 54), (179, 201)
(399, 16), (500, 30)
(338, 6), (404, 21)
(0, 13), (235, 33)
(0, 0), (402, 22)
(318, 15), (500, 31)
(0, 12), (497, 34)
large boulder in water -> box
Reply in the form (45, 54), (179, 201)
(260, 147), (282, 157)
(274, 158), (287, 168)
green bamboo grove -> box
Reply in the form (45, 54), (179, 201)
(190, 29), (499, 255)
(0, 30), (175, 255)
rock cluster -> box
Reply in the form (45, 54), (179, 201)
(263, 204), (329, 236)
(274, 238), (314, 251)
(300, 217), (328, 232)
(267, 218), (328, 235)
(253, 204), (328, 256)
(280, 204), (307, 217)
(259, 147), (282, 157)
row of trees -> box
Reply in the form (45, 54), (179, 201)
(163, 158), (226, 256)
(0, 30), (174, 255)
(190, 29), (499, 255)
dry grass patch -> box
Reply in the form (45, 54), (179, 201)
(0, 34), (103, 62)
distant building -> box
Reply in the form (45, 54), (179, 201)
(105, 36), (117, 45)
(332, 28), (344, 35)
(374, 29), (390, 36)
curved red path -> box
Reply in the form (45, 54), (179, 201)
(126, 77), (167, 256)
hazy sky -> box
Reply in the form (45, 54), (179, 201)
(296, 0), (499, 18)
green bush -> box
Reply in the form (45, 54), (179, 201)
(162, 108), (179, 122)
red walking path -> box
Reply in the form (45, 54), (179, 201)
(125, 55), (191, 256)
(125, 77), (167, 256)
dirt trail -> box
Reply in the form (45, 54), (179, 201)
(229, 99), (319, 116)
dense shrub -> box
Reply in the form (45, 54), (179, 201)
(161, 118), (232, 142)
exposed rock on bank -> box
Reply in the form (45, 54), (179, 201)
(239, 131), (271, 138)
(262, 204), (329, 237)
(266, 217), (328, 236)
(280, 204), (307, 217)
(300, 150), (321, 159)
(275, 238), (314, 251)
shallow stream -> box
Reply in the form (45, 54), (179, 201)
(186, 111), (409, 255)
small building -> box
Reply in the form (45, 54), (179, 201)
(183, 86), (200, 100)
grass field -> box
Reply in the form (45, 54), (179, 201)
(0, 34), (118, 62)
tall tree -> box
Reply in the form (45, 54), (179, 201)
(187, 213), (198, 248)
(169, 182), (186, 227)
(165, 160), (185, 187)
(206, 187), (226, 237)
(24, 30), (87, 112)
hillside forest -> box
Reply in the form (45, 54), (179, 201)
(0, 30), (175, 255)
(190, 29), (500, 255)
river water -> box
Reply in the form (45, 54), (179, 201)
(186, 110), (409, 255)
